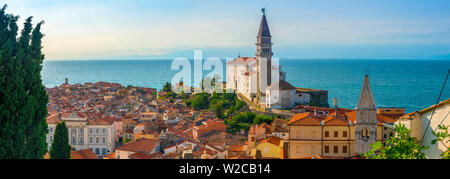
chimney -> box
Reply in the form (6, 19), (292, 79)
(333, 97), (339, 117)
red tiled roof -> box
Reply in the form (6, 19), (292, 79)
(228, 145), (244, 152)
(129, 151), (153, 159)
(103, 152), (116, 159)
(87, 113), (115, 125)
(260, 136), (283, 146)
(288, 112), (322, 125)
(116, 139), (158, 153)
(322, 113), (350, 126)
(71, 149), (98, 159)
(61, 111), (88, 118)
(290, 110), (389, 126)
(46, 114), (61, 124)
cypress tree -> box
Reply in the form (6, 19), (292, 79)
(0, 4), (48, 159)
(26, 19), (48, 159)
(50, 121), (71, 159)
(0, 4), (28, 159)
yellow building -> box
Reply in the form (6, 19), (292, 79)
(133, 131), (158, 141)
(250, 136), (285, 159)
(288, 74), (398, 158)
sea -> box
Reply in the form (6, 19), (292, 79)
(41, 59), (450, 113)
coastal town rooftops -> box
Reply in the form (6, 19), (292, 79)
(289, 109), (396, 126)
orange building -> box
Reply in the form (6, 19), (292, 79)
(192, 119), (226, 140)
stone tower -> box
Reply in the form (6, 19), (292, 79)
(355, 74), (378, 154)
(255, 8), (273, 101)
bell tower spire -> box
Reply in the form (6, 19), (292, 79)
(255, 8), (273, 102)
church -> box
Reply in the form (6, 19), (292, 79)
(226, 9), (329, 110)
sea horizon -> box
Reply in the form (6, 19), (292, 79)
(42, 59), (450, 113)
(43, 58), (450, 62)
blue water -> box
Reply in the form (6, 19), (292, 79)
(42, 59), (450, 113)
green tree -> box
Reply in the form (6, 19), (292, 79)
(226, 112), (256, 133)
(253, 115), (274, 125)
(0, 5), (48, 159)
(123, 137), (132, 145)
(362, 124), (428, 159)
(180, 90), (189, 100)
(214, 103), (225, 119)
(191, 93), (209, 110)
(166, 91), (176, 99)
(162, 81), (172, 92)
(50, 121), (71, 159)
(432, 125), (450, 159)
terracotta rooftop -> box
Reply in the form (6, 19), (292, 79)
(46, 114), (61, 124)
(71, 149), (98, 159)
(260, 136), (283, 146)
(116, 139), (159, 153)
(288, 112), (322, 125)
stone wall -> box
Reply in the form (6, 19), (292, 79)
(307, 90), (329, 108)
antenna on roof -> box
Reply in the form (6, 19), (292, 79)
(238, 53), (241, 58)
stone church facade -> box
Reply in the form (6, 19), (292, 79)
(226, 9), (329, 109)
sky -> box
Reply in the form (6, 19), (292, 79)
(2, 0), (450, 60)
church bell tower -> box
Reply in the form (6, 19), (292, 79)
(255, 8), (273, 101)
(355, 74), (378, 154)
